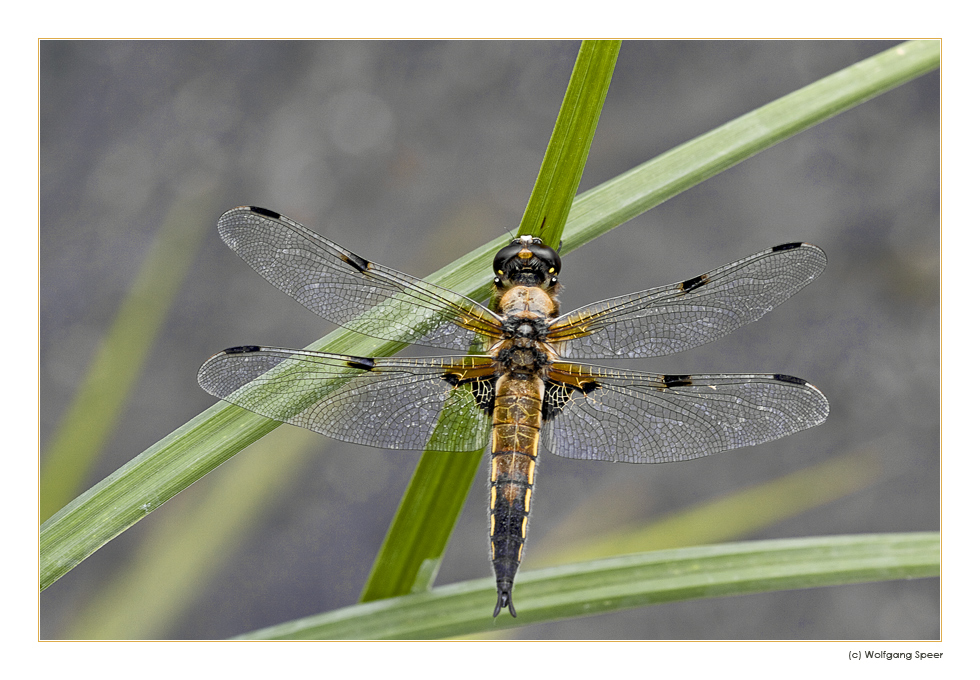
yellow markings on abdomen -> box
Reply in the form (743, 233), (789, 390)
(488, 374), (544, 602)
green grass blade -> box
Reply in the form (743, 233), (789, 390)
(359, 449), (485, 600)
(40, 41), (939, 594)
(518, 40), (620, 247)
(359, 40), (620, 603)
(233, 532), (940, 639)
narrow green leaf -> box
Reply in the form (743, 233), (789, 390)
(234, 533), (940, 639)
(359, 449), (484, 600)
(40, 41), (939, 594)
(359, 40), (620, 604)
(518, 40), (620, 247)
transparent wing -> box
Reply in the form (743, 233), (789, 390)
(547, 243), (826, 359)
(217, 206), (502, 351)
(541, 362), (829, 463)
(198, 346), (495, 452)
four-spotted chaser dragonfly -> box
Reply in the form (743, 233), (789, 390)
(198, 206), (829, 618)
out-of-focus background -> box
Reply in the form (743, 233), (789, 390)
(40, 41), (939, 640)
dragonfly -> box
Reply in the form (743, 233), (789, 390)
(198, 206), (830, 618)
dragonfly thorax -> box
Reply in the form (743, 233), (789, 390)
(492, 287), (558, 374)
(495, 341), (551, 373)
(495, 286), (559, 320)
(499, 314), (550, 342)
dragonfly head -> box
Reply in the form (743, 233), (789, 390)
(493, 235), (561, 289)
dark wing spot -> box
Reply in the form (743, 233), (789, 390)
(249, 206), (281, 219)
(224, 345), (262, 354)
(772, 242), (804, 252)
(441, 373), (495, 415)
(773, 373), (807, 386)
(345, 357), (375, 370)
(340, 252), (371, 273)
(542, 379), (599, 421)
(543, 381), (570, 421)
(663, 374), (694, 388)
(471, 377), (496, 416)
(680, 274), (709, 292)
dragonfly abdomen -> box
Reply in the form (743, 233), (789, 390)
(489, 374), (543, 617)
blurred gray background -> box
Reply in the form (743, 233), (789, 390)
(40, 41), (939, 639)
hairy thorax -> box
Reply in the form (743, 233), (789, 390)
(492, 285), (559, 375)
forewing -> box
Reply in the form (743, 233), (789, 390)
(217, 206), (502, 351)
(548, 243), (826, 359)
(198, 346), (495, 452)
(541, 362), (829, 463)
